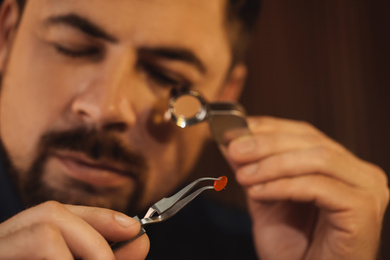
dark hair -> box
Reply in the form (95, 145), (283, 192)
(14, 0), (261, 64)
(15, 0), (26, 13)
(225, 0), (261, 64)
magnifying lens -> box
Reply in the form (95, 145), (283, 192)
(169, 88), (250, 149)
(169, 89), (208, 128)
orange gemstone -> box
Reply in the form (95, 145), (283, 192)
(214, 176), (228, 191)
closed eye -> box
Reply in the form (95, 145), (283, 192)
(139, 63), (189, 89)
(55, 44), (101, 58)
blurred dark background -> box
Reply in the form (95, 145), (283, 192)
(193, 0), (390, 258)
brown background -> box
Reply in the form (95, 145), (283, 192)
(192, 0), (390, 258)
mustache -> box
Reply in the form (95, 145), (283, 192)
(39, 127), (148, 177)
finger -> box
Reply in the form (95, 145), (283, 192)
(0, 223), (73, 260)
(64, 204), (141, 242)
(228, 131), (340, 164)
(0, 201), (121, 260)
(247, 174), (387, 260)
(236, 145), (375, 189)
(247, 174), (361, 213)
(247, 116), (324, 136)
(115, 234), (150, 260)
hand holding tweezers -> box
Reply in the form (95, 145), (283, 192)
(110, 176), (227, 251)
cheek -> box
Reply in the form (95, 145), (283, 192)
(0, 88), (47, 170)
(0, 75), (66, 171)
(0, 44), (75, 170)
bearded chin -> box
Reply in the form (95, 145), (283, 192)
(20, 151), (131, 212)
(2, 149), (142, 216)
(0, 130), (148, 217)
(0, 65), (147, 215)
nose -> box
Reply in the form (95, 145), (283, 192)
(71, 59), (137, 132)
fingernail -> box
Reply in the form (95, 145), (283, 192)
(235, 136), (256, 154)
(242, 163), (258, 175)
(114, 213), (135, 228)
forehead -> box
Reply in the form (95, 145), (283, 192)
(22, 0), (232, 73)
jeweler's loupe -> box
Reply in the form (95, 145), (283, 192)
(169, 89), (209, 128)
(168, 89), (250, 148)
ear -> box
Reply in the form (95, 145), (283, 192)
(217, 63), (247, 102)
(0, 0), (20, 74)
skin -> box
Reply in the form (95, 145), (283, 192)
(0, 0), (240, 212)
(0, 202), (149, 260)
(228, 117), (389, 260)
(0, 0), (388, 259)
(0, 0), (245, 258)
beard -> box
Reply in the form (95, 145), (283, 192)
(0, 127), (149, 216)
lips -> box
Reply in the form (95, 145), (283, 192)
(53, 150), (135, 188)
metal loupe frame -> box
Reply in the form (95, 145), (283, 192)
(168, 89), (209, 128)
(169, 89), (250, 149)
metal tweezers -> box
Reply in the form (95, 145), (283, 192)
(110, 177), (220, 251)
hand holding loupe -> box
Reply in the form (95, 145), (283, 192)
(168, 88), (251, 150)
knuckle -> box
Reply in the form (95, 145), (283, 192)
(31, 223), (73, 260)
(363, 163), (390, 205)
(312, 145), (335, 166)
(31, 223), (62, 244)
(34, 201), (71, 223)
(39, 201), (67, 216)
(379, 189), (389, 212)
(373, 169), (390, 204)
(357, 191), (387, 225)
(302, 132), (323, 145)
(297, 120), (317, 133)
(372, 164), (388, 186)
(40, 200), (63, 210)
(383, 188), (390, 207)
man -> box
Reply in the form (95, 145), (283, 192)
(0, 0), (388, 259)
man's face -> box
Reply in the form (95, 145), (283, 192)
(0, 0), (234, 214)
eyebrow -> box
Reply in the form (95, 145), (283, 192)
(44, 14), (206, 74)
(45, 13), (118, 43)
(139, 47), (207, 75)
